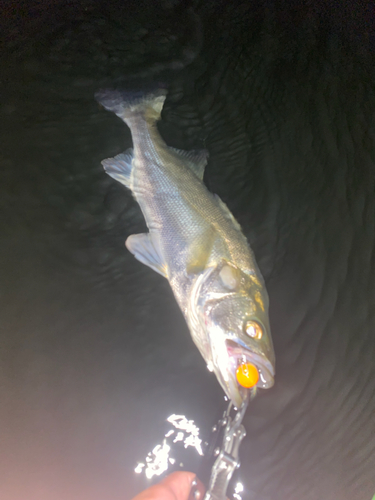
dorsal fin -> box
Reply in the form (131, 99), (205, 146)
(214, 195), (242, 232)
(169, 147), (209, 180)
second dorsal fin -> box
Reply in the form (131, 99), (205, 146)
(169, 147), (209, 180)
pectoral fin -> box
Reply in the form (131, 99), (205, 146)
(125, 233), (168, 278)
(102, 148), (134, 188)
(186, 226), (216, 275)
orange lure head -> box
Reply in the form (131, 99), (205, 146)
(236, 363), (260, 388)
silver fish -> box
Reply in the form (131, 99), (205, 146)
(96, 88), (275, 407)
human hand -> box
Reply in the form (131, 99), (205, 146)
(131, 472), (205, 500)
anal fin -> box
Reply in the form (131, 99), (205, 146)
(102, 148), (134, 188)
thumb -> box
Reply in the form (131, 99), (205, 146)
(132, 472), (203, 500)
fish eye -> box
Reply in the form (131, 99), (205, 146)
(244, 320), (263, 340)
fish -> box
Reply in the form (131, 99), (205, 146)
(96, 88), (275, 408)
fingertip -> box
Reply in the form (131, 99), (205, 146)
(161, 472), (205, 500)
(161, 471), (196, 497)
(131, 471), (205, 500)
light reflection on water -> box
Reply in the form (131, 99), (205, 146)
(134, 413), (244, 500)
(233, 482), (244, 500)
(134, 414), (203, 479)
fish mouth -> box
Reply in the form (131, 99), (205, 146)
(222, 340), (275, 406)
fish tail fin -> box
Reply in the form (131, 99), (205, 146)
(95, 87), (167, 123)
(102, 148), (134, 188)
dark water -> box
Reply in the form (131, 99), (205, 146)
(1, 1), (375, 499)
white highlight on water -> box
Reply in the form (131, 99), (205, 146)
(134, 413), (203, 479)
(233, 481), (244, 500)
(167, 414), (203, 455)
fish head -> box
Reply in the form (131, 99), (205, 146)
(192, 260), (275, 408)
